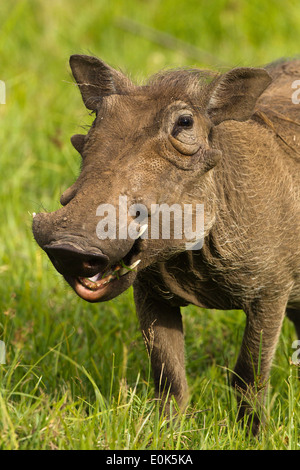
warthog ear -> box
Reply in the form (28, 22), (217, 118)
(69, 55), (132, 111)
(207, 67), (272, 125)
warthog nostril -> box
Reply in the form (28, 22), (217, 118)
(82, 258), (106, 270)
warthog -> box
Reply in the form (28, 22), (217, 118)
(33, 55), (300, 434)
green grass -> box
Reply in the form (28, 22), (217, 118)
(0, 0), (300, 450)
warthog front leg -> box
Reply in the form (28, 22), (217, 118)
(233, 298), (288, 435)
(134, 283), (188, 412)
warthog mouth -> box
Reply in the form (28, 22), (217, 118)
(72, 258), (141, 302)
(33, 214), (147, 302)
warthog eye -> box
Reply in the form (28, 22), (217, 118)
(177, 115), (194, 128)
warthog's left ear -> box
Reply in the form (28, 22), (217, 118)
(206, 67), (272, 125)
(69, 55), (133, 111)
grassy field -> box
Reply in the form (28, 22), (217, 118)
(0, 0), (300, 450)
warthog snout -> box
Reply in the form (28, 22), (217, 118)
(44, 243), (110, 278)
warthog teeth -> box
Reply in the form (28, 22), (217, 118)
(32, 212), (36, 218)
(137, 224), (148, 238)
(129, 259), (141, 269)
(84, 259), (142, 288)
(88, 273), (101, 282)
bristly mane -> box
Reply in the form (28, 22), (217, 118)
(143, 68), (220, 106)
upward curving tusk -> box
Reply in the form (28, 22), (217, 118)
(119, 259), (141, 276)
(137, 223), (148, 239)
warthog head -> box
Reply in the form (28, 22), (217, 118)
(32, 55), (271, 303)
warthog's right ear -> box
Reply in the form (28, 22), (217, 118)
(206, 67), (272, 125)
(69, 55), (132, 111)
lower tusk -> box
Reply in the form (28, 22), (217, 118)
(129, 259), (141, 270)
(119, 259), (141, 276)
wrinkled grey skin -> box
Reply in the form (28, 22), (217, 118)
(33, 55), (300, 435)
